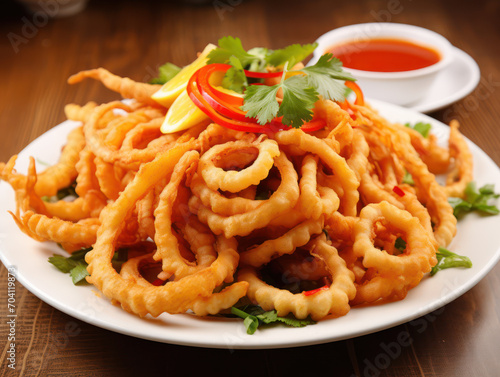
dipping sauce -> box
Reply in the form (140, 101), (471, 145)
(327, 38), (441, 72)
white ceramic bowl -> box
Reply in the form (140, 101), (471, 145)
(310, 23), (454, 106)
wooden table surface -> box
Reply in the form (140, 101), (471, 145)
(1, 0), (499, 375)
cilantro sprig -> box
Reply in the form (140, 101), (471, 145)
(448, 182), (500, 218)
(430, 247), (472, 276)
(231, 305), (315, 334)
(48, 247), (92, 285)
(300, 53), (355, 101)
(242, 71), (319, 128)
(207, 36), (317, 72)
(48, 247), (129, 285)
(207, 36), (355, 128)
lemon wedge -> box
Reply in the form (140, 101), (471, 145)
(160, 90), (208, 134)
(151, 43), (216, 107)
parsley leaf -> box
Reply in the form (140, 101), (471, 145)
(207, 36), (257, 68)
(241, 83), (281, 125)
(48, 254), (78, 273)
(405, 121), (432, 138)
(70, 263), (90, 285)
(278, 75), (319, 127)
(48, 247), (92, 285)
(430, 247), (472, 276)
(149, 62), (181, 85)
(246, 47), (269, 71)
(242, 73), (318, 128)
(448, 182), (500, 218)
(266, 43), (318, 68)
(222, 56), (248, 94)
(231, 305), (315, 334)
(402, 171), (415, 186)
(209, 36), (354, 128)
(300, 53), (355, 101)
(209, 37), (318, 72)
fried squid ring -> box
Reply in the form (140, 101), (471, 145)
(351, 202), (437, 305)
(198, 138), (280, 193)
(190, 152), (300, 238)
(238, 234), (355, 320)
(274, 129), (359, 216)
(239, 217), (324, 267)
(392, 133), (456, 247)
(298, 154), (340, 219)
(189, 173), (260, 216)
(445, 120), (473, 198)
(153, 150), (218, 280)
(120, 253), (248, 316)
(83, 102), (177, 169)
(86, 142), (242, 317)
(400, 122), (450, 175)
(355, 105), (457, 247)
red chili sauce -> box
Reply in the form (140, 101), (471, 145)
(327, 38), (441, 72)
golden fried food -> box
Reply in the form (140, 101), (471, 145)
(0, 60), (474, 324)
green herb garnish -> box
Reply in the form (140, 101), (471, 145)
(402, 171), (414, 186)
(230, 305), (315, 334)
(448, 182), (500, 218)
(431, 247), (472, 276)
(149, 62), (181, 85)
(48, 247), (92, 285)
(207, 36), (354, 128)
(48, 246), (130, 284)
(221, 55), (248, 94)
(405, 121), (432, 138)
(243, 71), (319, 128)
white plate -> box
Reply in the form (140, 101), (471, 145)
(1, 100), (500, 349)
(408, 47), (480, 113)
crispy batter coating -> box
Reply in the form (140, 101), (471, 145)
(0, 67), (475, 321)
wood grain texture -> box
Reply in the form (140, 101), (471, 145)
(1, 0), (499, 376)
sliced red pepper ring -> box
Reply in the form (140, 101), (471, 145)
(345, 80), (364, 106)
(188, 71), (273, 133)
(187, 63), (326, 134)
(339, 80), (365, 120)
(243, 69), (283, 79)
(303, 285), (329, 296)
(196, 64), (249, 122)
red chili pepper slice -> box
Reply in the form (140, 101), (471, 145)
(393, 185), (406, 197)
(188, 70), (273, 133)
(187, 63), (326, 133)
(243, 69), (283, 79)
(345, 80), (365, 106)
(152, 278), (165, 286)
(196, 64), (249, 122)
(303, 285), (329, 296)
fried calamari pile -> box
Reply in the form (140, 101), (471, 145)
(0, 68), (473, 321)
